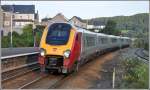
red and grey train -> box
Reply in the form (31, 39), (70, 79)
(38, 22), (131, 74)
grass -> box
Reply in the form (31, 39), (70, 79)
(120, 30), (129, 34)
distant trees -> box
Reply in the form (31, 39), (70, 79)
(85, 13), (148, 33)
(100, 20), (120, 35)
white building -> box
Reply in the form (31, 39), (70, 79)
(1, 5), (39, 36)
(87, 24), (105, 30)
(0, 5), (3, 36)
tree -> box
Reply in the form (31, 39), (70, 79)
(101, 20), (120, 35)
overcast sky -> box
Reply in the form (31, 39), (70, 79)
(2, 1), (149, 21)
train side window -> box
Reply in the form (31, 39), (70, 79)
(101, 38), (104, 44)
(84, 36), (87, 47)
(111, 38), (117, 43)
(98, 37), (101, 44)
(86, 36), (95, 47)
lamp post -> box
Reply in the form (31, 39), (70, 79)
(120, 34), (122, 51)
(10, 12), (12, 47)
(10, 6), (14, 48)
(86, 19), (88, 29)
(33, 24), (36, 47)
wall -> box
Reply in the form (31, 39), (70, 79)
(14, 14), (34, 20)
(0, 5), (3, 37)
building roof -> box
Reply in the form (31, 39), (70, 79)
(1, 5), (13, 12)
(52, 13), (68, 21)
(41, 18), (52, 22)
(2, 5), (35, 14)
(70, 16), (84, 22)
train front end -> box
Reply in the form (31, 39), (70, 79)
(38, 23), (80, 74)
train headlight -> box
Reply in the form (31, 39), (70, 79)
(40, 48), (46, 56)
(63, 50), (71, 58)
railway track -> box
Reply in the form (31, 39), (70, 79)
(48, 75), (69, 89)
(2, 66), (40, 82)
(135, 49), (149, 63)
(2, 68), (43, 89)
(19, 73), (49, 89)
(1, 50), (69, 89)
(2, 65), (69, 89)
(2, 49), (125, 89)
(2, 62), (39, 82)
(19, 74), (66, 89)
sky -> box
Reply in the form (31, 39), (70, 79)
(1, 1), (149, 21)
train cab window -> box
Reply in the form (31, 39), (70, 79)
(46, 23), (71, 45)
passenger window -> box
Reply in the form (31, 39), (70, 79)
(112, 38), (117, 43)
(101, 38), (107, 44)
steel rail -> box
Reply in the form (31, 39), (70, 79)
(141, 49), (149, 57)
(2, 67), (40, 82)
(135, 49), (149, 63)
(48, 75), (68, 89)
(19, 74), (49, 89)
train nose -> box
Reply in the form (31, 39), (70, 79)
(45, 56), (64, 69)
(48, 57), (58, 65)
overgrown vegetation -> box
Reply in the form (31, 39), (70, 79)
(121, 57), (149, 89)
(133, 31), (149, 50)
(1, 24), (44, 48)
(100, 20), (120, 35)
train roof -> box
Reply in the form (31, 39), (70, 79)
(74, 25), (132, 40)
(48, 22), (131, 40)
(74, 26), (121, 38)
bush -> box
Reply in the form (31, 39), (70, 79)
(1, 36), (10, 48)
(121, 57), (149, 89)
(1, 24), (43, 48)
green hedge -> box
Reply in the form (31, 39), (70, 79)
(1, 24), (44, 48)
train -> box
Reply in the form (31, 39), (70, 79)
(38, 22), (131, 74)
